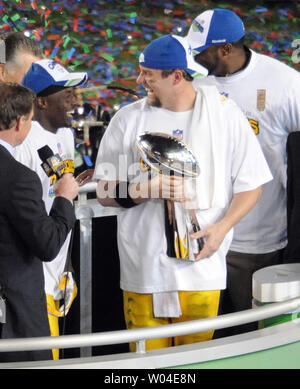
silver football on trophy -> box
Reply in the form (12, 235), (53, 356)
(136, 132), (200, 177)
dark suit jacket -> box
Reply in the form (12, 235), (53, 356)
(0, 144), (76, 362)
(284, 133), (300, 262)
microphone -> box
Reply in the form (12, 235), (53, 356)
(38, 145), (66, 179)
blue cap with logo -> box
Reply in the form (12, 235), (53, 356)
(139, 34), (208, 78)
(187, 9), (245, 54)
(22, 59), (88, 95)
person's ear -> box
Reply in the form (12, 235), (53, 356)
(36, 96), (48, 110)
(14, 116), (22, 132)
(0, 64), (7, 82)
(173, 69), (183, 84)
(219, 43), (233, 57)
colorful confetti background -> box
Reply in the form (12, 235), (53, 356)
(0, 0), (299, 112)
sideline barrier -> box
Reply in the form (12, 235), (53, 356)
(1, 183), (300, 368)
(0, 298), (300, 368)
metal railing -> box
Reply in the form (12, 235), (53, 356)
(0, 297), (299, 355)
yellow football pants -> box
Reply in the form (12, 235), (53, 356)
(46, 294), (60, 360)
(123, 290), (220, 352)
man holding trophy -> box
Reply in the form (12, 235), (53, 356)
(94, 34), (272, 350)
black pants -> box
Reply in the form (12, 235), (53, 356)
(214, 248), (284, 338)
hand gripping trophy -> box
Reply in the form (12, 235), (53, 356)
(136, 132), (204, 261)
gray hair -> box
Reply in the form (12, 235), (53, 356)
(0, 32), (42, 69)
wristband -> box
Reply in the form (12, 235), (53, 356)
(114, 181), (138, 208)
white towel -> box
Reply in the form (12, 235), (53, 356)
(153, 291), (182, 318)
(164, 86), (229, 262)
(183, 85), (228, 210)
(159, 86), (229, 316)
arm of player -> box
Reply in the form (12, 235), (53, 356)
(96, 174), (187, 207)
(76, 169), (95, 186)
(96, 179), (121, 207)
(191, 186), (262, 260)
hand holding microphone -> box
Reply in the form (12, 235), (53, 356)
(38, 145), (79, 202)
(54, 173), (79, 202)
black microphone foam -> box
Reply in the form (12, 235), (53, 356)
(38, 145), (54, 162)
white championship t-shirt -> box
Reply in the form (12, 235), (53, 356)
(194, 50), (300, 254)
(14, 121), (75, 299)
(94, 95), (272, 293)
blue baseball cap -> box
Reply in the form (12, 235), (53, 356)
(139, 34), (208, 78)
(22, 59), (88, 95)
(186, 9), (245, 54)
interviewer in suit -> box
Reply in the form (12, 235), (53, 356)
(0, 82), (79, 362)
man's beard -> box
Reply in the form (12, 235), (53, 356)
(143, 83), (162, 107)
(147, 94), (162, 107)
